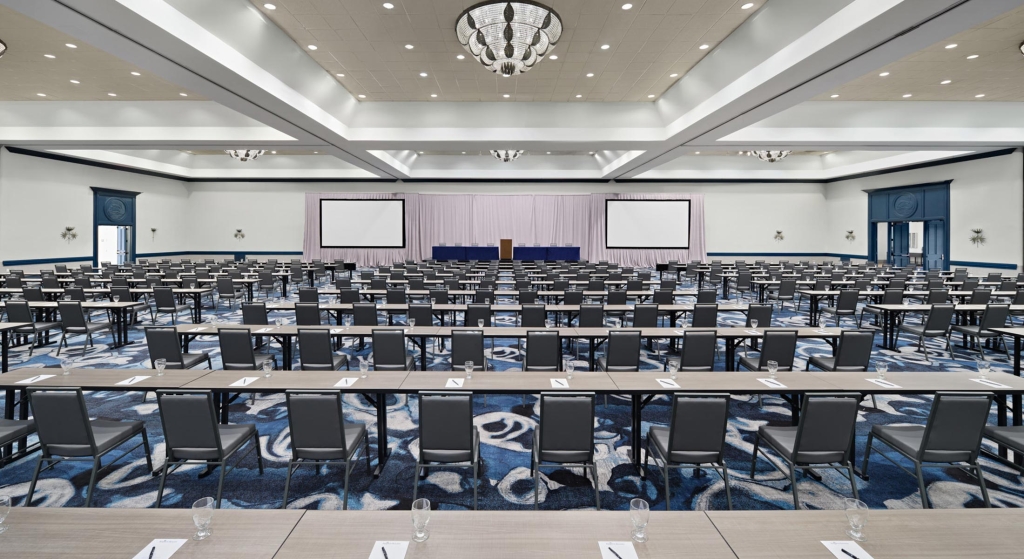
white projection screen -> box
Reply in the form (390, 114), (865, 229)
(605, 200), (691, 249)
(320, 199), (406, 248)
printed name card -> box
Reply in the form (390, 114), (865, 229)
(117, 375), (151, 386)
(866, 378), (901, 389)
(821, 541), (873, 559)
(334, 378), (358, 387)
(550, 378), (569, 388)
(656, 378), (680, 388)
(368, 541), (409, 559)
(757, 378), (787, 389)
(131, 539), (188, 559)
(598, 541), (639, 559)
(230, 377), (259, 387)
(972, 378), (1010, 388)
(16, 374), (55, 385)
(445, 378), (465, 388)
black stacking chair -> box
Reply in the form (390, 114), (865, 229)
(806, 330), (874, 372)
(452, 329), (485, 371)
(532, 392), (599, 509)
(896, 303), (955, 363)
(216, 277), (244, 311)
(145, 327), (211, 369)
(153, 287), (190, 325)
(338, 288), (360, 304)
(56, 301), (112, 357)
(691, 304), (718, 328)
(862, 392), (992, 509)
(951, 304), (1011, 361)
(414, 392), (480, 509)
(696, 289), (717, 304)
(26, 388), (152, 507)
(298, 329), (349, 371)
(218, 328), (277, 370)
(155, 390), (263, 508)
(643, 393), (731, 510)
(821, 289), (859, 327)
(5, 301), (62, 357)
(678, 330), (716, 372)
(369, 328), (412, 370)
(464, 304), (492, 328)
(525, 330), (560, 371)
(521, 304), (547, 328)
(596, 330), (641, 372)
(751, 393), (861, 509)
(738, 330), (797, 371)
(859, 288), (904, 327)
(298, 287), (319, 304)
(295, 302), (322, 326)
(768, 279), (797, 310)
(0, 418), (36, 463)
(282, 390), (369, 509)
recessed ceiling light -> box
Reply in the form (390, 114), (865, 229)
(69, 79), (80, 84)
(699, 44), (709, 50)
(336, 73), (345, 77)
(405, 44), (414, 49)
(36, 93), (46, 97)
(418, 152), (424, 155)
(945, 43), (957, 49)
(503, 94), (510, 98)
(902, 93), (912, 98)
(622, 3), (632, 9)
(264, 3), (276, 9)
(462, 151), (467, 154)
(419, 72), (428, 77)
(271, 151), (277, 154)
(586, 73), (594, 77)
(457, 54), (465, 60)
(669, 73), (678, 77)
(430, 94), (437, 97)
(179, 92), (188, 97)
(313, 151), (319, 154)
(131, 71), (141, 76)
(549, 55), (558, 59)
(383, 2), (394, 8)
(547, 151), (551, 154)
(358, 94), (366, 98)
(600, 44), (610, 50)
(940, 80), (951, 85)
(307, 44), (318, 50)
(647, 94), (655, 98)
(695, 151), (700, 154)
(108, 93), (117, 97)
(831, 94), (839, 98)
(741, 2), (754, 8)
(576, 94), (582, 98)
(589, 152), (595, 155)
(967, 54), (979, 59)
(65, 43), (77, 49)
(879, 72), (890, 77)
(976, 94), (986, 98)
(44, 54), (55, 59)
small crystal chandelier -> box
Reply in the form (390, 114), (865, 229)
(456, 1), (563, 77)
(490, 149), (523, 162)
(747, 150), (792, 163)
(225, 149), (266, 162)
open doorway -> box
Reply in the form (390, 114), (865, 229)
(877, 220), (945, 269)
(97, 225), (132, 266)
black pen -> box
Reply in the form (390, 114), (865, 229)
(148, 546), (155, 559)
(381, 546), (389, 559)
(841, 549), (859, 559)
(608, 547), (623, 559)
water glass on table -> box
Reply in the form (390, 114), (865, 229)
(667, 358), (679, 381)
(411, 498), (430, 542)
(408, 318), (416, 328)
(60, 357), (72, 376)
(629, 498), (650, 543)
(359, 360), (369, 379)
(844, 498), (868, 541)
(977, 359), (992, 380)
(545, 319), (554, 329)
(767, 360), (778, 380)
(192, 496), (214, 540)
(750, 319), (758, 332)
(262, 358), (273, 378)
(565, 359), (575, 380)
(818, 317), (827, 331)
(464, 361), (474, 380)
(875, 361), (888, 380)
(155, 358), (166, 377)
(477, 319), (485, 328)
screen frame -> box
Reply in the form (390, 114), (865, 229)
(319, 198), (407, 249)
(604, 199), (691, 250)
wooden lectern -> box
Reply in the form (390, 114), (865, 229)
(499, 239), (513, 260)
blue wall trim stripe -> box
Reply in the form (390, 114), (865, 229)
(949, 260), (1018, 270)
(707, 252), (870, 259)
(135, 250), (304, 258)
(2, 256), (92, 266)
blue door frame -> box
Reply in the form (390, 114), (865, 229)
(866, 181), (950, 270)
(91, 187), (139, 267)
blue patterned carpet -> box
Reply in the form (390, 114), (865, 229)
(1, 276), (1022, 512)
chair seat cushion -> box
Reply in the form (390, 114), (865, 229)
(538, 448), (591, 463)
(181, 352), (210, 369)
(737, 356), (760, 371)
(871, 425), (924, 458)
(649, 425), (719, 465)
(17, 322), (62, 334)
(333, 354), (350, 370)
(157, 304), (190, 313)
(47, 418), (143, 457)
(0, 419), (36, 446)
(808, 356), (835, 371)
(171, 423), (256, 460)
(295, 423), (366, 460)
(984, 425), (1024, 451)
(758, 425), (797, 460)
(422, 448), (473, 463)
(65, 322), (111, 335)
(374, 356), (414, 371)
(899, 324), (926, 336)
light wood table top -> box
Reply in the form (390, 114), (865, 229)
(401, 369), (618, 393)
(0, 367), (213, 390)
(706, 508), (1024, 559)
(608, 371), (840, 394)
(275, 510), (736, 559)
(0, 507), (304, 559)
(806, 370), (1024, 394)
(180, 369), (410, 392)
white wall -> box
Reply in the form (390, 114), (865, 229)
(825, 151), (1023, 274)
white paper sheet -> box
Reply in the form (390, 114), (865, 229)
(656, 378), (680, 388)
(971, 378), (1010, 388)
(367, 541), (409, 559)
(330, 328), (344, 334)
(821, 540), (873, 559)
(16, 374), (55, 385)
(187, 327), (206, 332)
(674, 330), (687, 335)
(254, 327), (274, 333)
(334, 378), (358, 387)
(866, 378), (901, 388)
(757, 378), (787, 389)
(117, 375), (151, 386)
(598, 541), (640, 559)
(445, 378), (464, 388)
(745, 329), (760, 335)
(131, 539), (188, 559)
(550, 378), (569, 388)
(230, 377), (259, 387)
(815, 329), (832, 335)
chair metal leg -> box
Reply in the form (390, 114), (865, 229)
(973, 460), (991, 507)
(591, 463), (600, 510)
(533, 459), (541, 510)
(847, 461), (859, 500)
(215, 461), (227, 509)
(282, 461), (295, 509)
(473, 460), (479, 510)
(913, 461), (930, 509)
(84, 456), (101, 507)
(664, 462), (671, 511)
(789, 462), (800, 510)
(141, 429), (154, 473)
(861, 434), (873, 479)
(721, 460), (733, 510)
(254, 432), (265, 474)
(25, 455), (45, 506)
(750, 435), (760, 478)
(342, 461), (351, 510)
(412, 462), (421, 502)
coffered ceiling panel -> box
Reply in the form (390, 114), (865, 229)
(0, 5), (202, 101)
(253, 0), (762, 101)
(816, 3), (1024, 102)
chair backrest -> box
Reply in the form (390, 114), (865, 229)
(5, 300), (34, 323)
(525, 330), (560, 371)
(298, 288), (319, 303)
(537, 393), (595, 463)
(285, 391), (349, 458)
(353, 303), (380, 326)
(295, 302), (321, 326)
(833, 330), (875, 370)
(664, 394), (730, 464)
(465, 304), (492, 327)
(29, 388), (97, 456)
(746, 304), (773, 328)
(419, 392), (474, 459)
(778, 279), (797, 297)
(607, 290), (627, 305)
(5, 276), (22, 289)
(922, 303), (956, 335)
(241, 302), (268, 325)
(604, 330), (641, 370)
(969, 288), (992, 305)
(298, 329), (336, 370)
(451, 329), (485, 370)
(156, 390), (224, 460)
(979, 304), (1011, 331)
(335, 278), (352, 289)
(57, 301), (88, 329)
(679, 330), (716, 371)
(691, 304), (718, 328)
(578, 304), (604, 328)
(755, 330), (798, 370)
(408, 303), (433, 326)
(145, 327), (186, 367)
(518, 290), (538, 304)
(41, 275), (60, 289)
(696, 290), (717, 304)
(836, 289), (859, 311)
(925, 289), (947, 304)
(152, 286), (177, 309)
(216, 277), (235, 294)
(339, 288), (361, 304)
(632, 304), (658, 328)
(917, 392), (993, 462)
(792, 393), (861, 464)
(382, 288), (404, 305)
(218, 328), (258, 369)
(21, 287), (44, 302)
(653, 289), (673, 305)
(372, 329), (409, 370)
(626, 279), (643, 292)
(474, 289), (494, 304)
(563, 290), (584, 305)
(521, 304), (547, 327)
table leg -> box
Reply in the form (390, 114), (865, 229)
(1, 329), (8, 373)
(373, 392), (391, 478)
(220, 392), (229, 424)
(2, 388), (12, 458)
(282, 336), (292, 370)
(247, 282), (255, 302)
(1014, 336), (1022, 465)
(725, 338), (736, 371)
(420, 335), (428, 371)
(631, 394), (642, 470)
(589, 338), (595, 371)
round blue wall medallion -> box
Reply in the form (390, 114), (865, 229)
(892, 194), (918, 218)
(104, 198), (128, 222)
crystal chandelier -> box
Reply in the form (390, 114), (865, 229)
(747, 150), (792, 163)
(225, 149), (266, 162)
(456, 1), (563, 77)
(491, 149), (523, 162)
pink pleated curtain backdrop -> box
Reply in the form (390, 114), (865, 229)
(304, 192), (705, 267)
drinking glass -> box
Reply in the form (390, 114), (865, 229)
(545, 319), (554, 329)
(345, 315), (353, 328)
(629, 498), (650, 543)
(155, 358), (167, 377)
(977, 359), (992, 380)
(750, 319), (758, 331)
(818, 317), (827, 330)
(844, 498), (868, 541)
(477, 319), (485, 328)
(359, 360), (369, 379)
(113, 295), (121, 303)
(767, 360), (779, 380)
(60, 357), (72, 376)
(485, 298), (491, 305)
(262, 358), (273, 378)
(411, 498), (431, 542)
(276, 318), (286, 327)
(565, 359), (575, 380)
(0, 495), (10, 534)
(667, 359), (679, 381)
(464, 360), (474, 379)
(876, 361), (888, 380)
(409, 318), (416, 328)
(192, 497), (215, 540)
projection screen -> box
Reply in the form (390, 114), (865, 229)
(605, 199), (690, 249)
(320, 199), (406, 248)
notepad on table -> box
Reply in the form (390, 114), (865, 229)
(131, 539), (188, 559)
(117, 375), (151, 386)
(598, 541), (639, 559)
(230, 377), (259, 387)
(972, 378), (1010, 388)
(368, 541), (409, 559)
(866, 378), (901, 388)
(550, 378), (569, 388)
(445, 378), (464, 388)
(656, 378), (680, 388)
(821, 541), (873, 559)
(335, 378), (358, 387)
(16, 374), (55, 385)
(757, 378), (787, 389)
